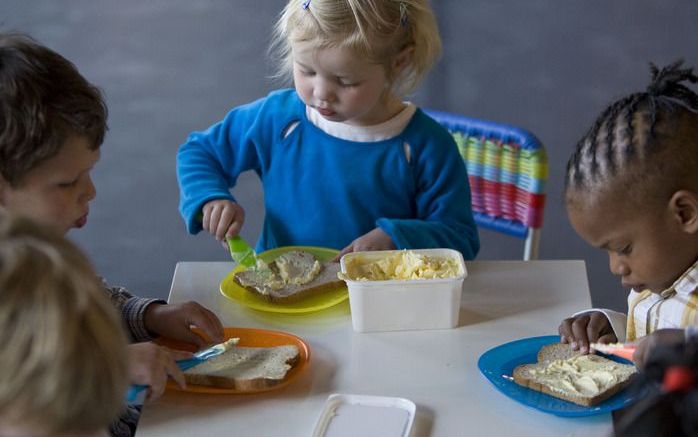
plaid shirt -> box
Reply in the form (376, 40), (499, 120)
(102, 279), (165, 342)
(626, 260), (698, 341)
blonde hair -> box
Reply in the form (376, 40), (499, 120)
(0, 213), (128, 435)
(271, 0), (442, 96)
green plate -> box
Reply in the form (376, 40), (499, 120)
(219, 246), (348, 314)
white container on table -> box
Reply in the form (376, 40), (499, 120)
(339, 248), (466, 333)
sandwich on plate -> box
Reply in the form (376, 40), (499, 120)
(513, 343), (637, 406)
(184, 344), (301, 391)
(233, 250), (343, 303)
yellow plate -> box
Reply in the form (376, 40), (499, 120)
(219, 246), (348, 314)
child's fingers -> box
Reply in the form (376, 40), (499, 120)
(222, 206), (244, 239)
(596, 333), (617, 345)
(189, 307), (225, 344)
(225, 221), (243, 239)
(558, 318), (575, 343)
(333, 244), (353, 262)
(165, 348), (194, 361)
(201, 205), (213, 233)
(165, 356), (186, 390)
(569, 315), (591, 352)
(212, 207), (231, 241)
(585, 312), (611, 346)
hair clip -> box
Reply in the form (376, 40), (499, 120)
(399, 2), (408, 27)
(302, 0), (311, 10)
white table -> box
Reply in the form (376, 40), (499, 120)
(136, 260), (613, 437)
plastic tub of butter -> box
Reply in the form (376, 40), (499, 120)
(339, 248), (466, 333)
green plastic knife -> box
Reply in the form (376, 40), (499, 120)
(227, 236), (258, 268)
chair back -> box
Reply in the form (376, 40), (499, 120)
(425, 109), (548, 260)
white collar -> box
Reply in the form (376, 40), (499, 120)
(306, 103), (416, 142)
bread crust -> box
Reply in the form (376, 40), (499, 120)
(513, 343), (636, 407)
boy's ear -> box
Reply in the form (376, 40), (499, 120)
(391, 44), (414, 73)
(669, 190), (698, 233)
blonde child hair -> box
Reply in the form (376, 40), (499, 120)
(0, 213), (128, 436)
(271, 0), (442, 96)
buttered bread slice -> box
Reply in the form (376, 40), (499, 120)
(184, 344), (300, 391)
(513, 343), (636, 406)
(234, 250), (343, 303)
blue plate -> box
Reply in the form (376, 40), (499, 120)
(478, 335), (647, 417)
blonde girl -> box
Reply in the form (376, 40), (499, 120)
(178, 0), (480, 259)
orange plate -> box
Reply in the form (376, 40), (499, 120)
(156, 327), (310, 394)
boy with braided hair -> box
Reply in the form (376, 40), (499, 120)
(558, 60), (698, 354)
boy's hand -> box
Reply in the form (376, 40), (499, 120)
(201, 199), (245, 244)
(633, 328), (686, 369)
(333, 228), (396, 262)
(558, 312), (616, 354)
(144, 302), (225, 347)
(127, 342), (192, 402)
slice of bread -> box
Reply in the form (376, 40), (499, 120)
(234, 251), (344, 303)
(513, 343), (636, 406)
(184, 344), (300, 391)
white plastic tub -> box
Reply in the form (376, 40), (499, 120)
(339, 248), (466, 333)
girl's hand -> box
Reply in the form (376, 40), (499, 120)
(633, 329), (686, 369)
(127, 342), (192, 402)
(558, 312), (616, 354)
(201, 199), (245, 243)
(144, 301), (225, 347)
(333, 228), (396, 262)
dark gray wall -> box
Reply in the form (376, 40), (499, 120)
(2, 1), (696, 313)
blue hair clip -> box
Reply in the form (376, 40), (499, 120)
(302, 0), (311, 10)
(399, 2), (408, 27)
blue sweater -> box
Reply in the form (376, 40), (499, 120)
(177, 89), (480, 259)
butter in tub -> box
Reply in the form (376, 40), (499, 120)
(338, 249), (462, 281)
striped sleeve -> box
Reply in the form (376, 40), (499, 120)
(101, 278), (166, 342)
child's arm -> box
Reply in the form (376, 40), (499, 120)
(104, 280), (224, 345)
(103, 280), (166, 342)
(177, 96), (274, 235)
(375, 120), (480, 259)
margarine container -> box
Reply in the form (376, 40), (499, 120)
(339, 248), (466, 333)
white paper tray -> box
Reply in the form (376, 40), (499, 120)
(312, 393), (416, 437)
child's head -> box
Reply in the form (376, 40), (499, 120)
(0, 212), (128, 436)
(0, 32), (105, 235)
(272, 0), (442, 125)
(565, 61), (698, 293)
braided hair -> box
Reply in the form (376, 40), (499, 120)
(565, 60), (698, 208)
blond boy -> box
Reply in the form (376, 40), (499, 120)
(0, 213), (128, 436)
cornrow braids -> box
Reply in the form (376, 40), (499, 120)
(565, 60), (698, 204)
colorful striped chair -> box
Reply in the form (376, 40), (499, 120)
(425, 110), (548, 260)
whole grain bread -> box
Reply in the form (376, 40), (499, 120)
(233, 251), (344, 303)
(184, 344), (300, 391)
(513, 343), (636, 406)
